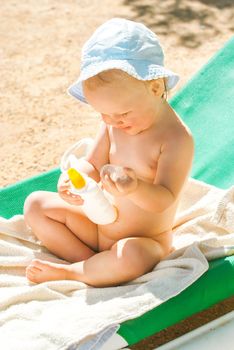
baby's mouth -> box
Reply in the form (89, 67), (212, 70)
(118, 125), (131, 130)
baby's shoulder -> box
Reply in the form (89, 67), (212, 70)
(164, 109), (193, 143)
(171, 121), (192, 141)
(158, 112), (194, 162)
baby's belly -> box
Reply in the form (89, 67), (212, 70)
(98, 197), (178, 250)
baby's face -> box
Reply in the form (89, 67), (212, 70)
(83, 76), (162, 135)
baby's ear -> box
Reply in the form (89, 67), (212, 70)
(149, 78), (165, 97)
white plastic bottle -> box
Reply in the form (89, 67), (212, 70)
(67, 168), (118, 225)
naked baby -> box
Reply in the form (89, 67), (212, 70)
(24, 18), (194, 287)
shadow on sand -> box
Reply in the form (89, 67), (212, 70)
(123, 0), (234, 48)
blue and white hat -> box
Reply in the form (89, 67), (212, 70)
(68, 18), (179, 103)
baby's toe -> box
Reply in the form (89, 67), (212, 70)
(26, 268), (36, 282)
(26, 263), (41, 282)
(30, 259), (45, 269)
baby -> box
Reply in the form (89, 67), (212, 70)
(24, 18), (194, 287)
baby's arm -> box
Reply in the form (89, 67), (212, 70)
(128, 130), (194, 212)
(58, 122), (110, 204)
(82, 121), (110, 182)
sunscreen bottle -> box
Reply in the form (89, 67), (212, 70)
(67, 168), (118, 225)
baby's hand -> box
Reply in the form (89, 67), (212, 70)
(57, 172), (84, 206)
(100, 164), (138, 196)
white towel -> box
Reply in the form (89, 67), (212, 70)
(0, 178), (233, 350)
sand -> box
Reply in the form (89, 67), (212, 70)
(0, 0), (233, 347)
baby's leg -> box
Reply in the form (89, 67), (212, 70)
(26, 236), (168, 286)
(24, 191), (98, 263)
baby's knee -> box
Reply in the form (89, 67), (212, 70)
(113, 238), (158, 279)
(24, 191), (47, 222)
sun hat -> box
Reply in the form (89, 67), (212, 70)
(68, 18), (179, 103)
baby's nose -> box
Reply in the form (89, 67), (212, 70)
(101, 113), (125, 127)
(113, 120), (124, 127)
(108, 117), (124, 127)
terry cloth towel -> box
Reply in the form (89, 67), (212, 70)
(0, 178), (233, 350)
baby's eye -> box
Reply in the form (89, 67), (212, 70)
(121, 112), (129, 117)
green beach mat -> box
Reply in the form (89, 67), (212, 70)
(0, 37), (234, 347)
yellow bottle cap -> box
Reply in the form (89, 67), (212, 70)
(67, 168), (86, 189)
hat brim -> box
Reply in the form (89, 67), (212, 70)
(67, 60), (179, 104)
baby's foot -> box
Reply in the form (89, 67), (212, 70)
(26, 259), (72, 283)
